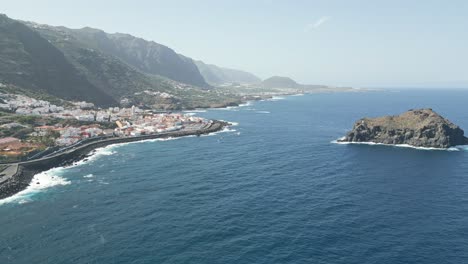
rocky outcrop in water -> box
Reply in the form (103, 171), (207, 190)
(339, 109), (468, 148)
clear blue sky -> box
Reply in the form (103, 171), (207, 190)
(3, 0), (468, 87)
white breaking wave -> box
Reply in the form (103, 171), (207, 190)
(0, 127), (235, 205)
(0, 144), (123, 205)
(0, 143), (123, 205)
(215, 106), (239, 111)
(141, 136), (199, 144)
(213, 101), (253, 111)
(217, 120), (239, 126)
(256, 111), (270, 114)
(238, 101), (253, 107)
(74, 147), (117, 166)
(0, 168), (71, 206)
(331, 138), (462, 151)
(269, 96), (286, 101)
(201, 127), (237, 137)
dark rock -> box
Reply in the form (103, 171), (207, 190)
(339, 109), (468, 148)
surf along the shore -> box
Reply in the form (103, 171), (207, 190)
(0, 120), (230, 201)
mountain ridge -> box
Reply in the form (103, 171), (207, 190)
(0, 14), (117, 106)
(0, 14), (245, 109)
(25, 22), (208, 88)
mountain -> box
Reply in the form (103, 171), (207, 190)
(2, 14), (342, 109)
(0, 14), (116, 106)
(195, 60), (261, 85)
(59, 28), (208, 88)
(0, 14), (244, 109)
(23, 22), (177, 100)
(261, 76), (300, 89)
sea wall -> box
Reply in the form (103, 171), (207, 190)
(0, 121), (227, 200)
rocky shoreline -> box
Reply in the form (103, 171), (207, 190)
(0, 120), (229, 200)
(339, 109), (468, 149)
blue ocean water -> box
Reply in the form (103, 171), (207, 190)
(1, 89), (468, 264)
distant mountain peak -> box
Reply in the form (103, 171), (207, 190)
(262, 76), (299, 88)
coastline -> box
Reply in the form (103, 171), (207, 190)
(0, 90), (367, 202)
(201, 87), (367, 111)
(0, 120), (229, 200)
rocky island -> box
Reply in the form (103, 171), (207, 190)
(339, 109), (468, 149)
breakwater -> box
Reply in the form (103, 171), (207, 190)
(0, 120), (228, 200)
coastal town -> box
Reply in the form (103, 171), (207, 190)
(0, 92), (212, 161)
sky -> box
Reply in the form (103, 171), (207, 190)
(2, 0), (468, 88)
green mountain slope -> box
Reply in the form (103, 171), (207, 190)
(0, 14), (243, 109)
(26, 23), (175, 100)
(0, 14), (116, 106)
(60, 27), (208, 88)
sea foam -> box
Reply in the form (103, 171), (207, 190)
(201, 127), (237, 137)
(238, 101), (253, 107)
(213, 101), (253, 111)
(0, 125), (236, 205)
(269, 96), (286, 101)
(0, 168), (71, 206)
(331, 138), (462, 151)
(217, 120), (239, 126)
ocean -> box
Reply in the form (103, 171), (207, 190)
(1, 89), (468, 264)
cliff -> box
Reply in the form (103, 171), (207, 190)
(68, 29), (208, 88)
(339, 109), (468, 148)
(0, 14), (117, 106)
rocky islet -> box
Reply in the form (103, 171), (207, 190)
(339, 109), (468, 148)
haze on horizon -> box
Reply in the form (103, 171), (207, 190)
(3, 0), (467, 88)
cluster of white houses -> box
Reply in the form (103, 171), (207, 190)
(32, 125), (112, 146)
(0, 94), (65, 115)
(28, 112), (208, 146)
(114, 113), (207, 137)
(0, 93), (138, 121)
(0, 93), (210, 148)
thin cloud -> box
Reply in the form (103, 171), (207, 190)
(305, 16), (331, 32)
